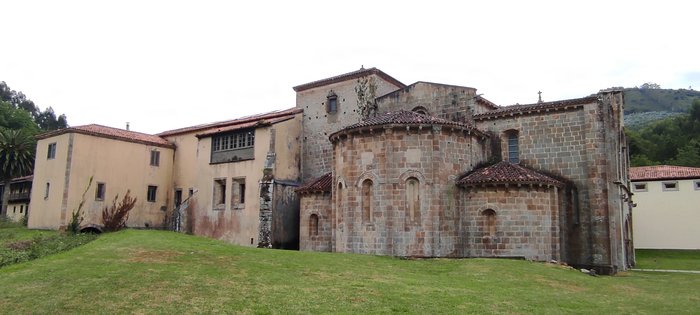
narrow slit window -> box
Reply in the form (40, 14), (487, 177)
(507, 131), (519, 163)
(362, 179), (373, 222)
(309, 214), (319, 237)
(95, 182), (106, 200)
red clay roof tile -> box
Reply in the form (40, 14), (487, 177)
(457, 161), (562, 187)
(296, 172), (332, 194)
(630, 165), (700, 181)
(37, 124), (174, 148)
(474, 96), (598, 120)
(330, 110), (485, 141)
(158, 108), (302, 137)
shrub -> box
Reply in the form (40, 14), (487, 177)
(101, 190), (136, 232)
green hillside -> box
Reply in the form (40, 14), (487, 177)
(624, 88), (700, 114)
(1, 229), (699, 313)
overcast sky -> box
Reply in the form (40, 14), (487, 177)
(2, 0), (698, 134)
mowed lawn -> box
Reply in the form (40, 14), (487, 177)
(1, 230), (699, 314)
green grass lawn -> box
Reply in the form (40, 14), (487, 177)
(1, 230), (699, 314)
(635, 249), (700, 271)
(0, 224), (57, 247)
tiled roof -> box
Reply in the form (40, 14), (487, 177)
(158, 108), (302, 137)
(630, 165), (700, 181)
(475, 96), (500, 109)
(37, 124), (174, 148)
(474, 96), (598, 120)
(457, 161), (562, 187)
(292, 67), (406, 92)
(296, 172), (332, 194)
(330, 110), (486, 141)
(195, 115), (295, 138)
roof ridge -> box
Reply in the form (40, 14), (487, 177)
(158, 107), (302, 137)
(292, 67), (406, 92)
(457, 161), (562, 187)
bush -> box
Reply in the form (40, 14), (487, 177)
(101, 190), (136, 232)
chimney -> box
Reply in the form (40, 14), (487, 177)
(126, 122), (130, 131)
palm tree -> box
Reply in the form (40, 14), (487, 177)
(0, 129), (34, 219)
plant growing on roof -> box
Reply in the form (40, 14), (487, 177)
(355, 76), (378, 120)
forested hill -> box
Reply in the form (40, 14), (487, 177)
(624, 87), (700, 114)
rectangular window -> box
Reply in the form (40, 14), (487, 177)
(150, 150), (160, 166)
(328, 97), (337, 113)
(507, 133), (519, 163)
(213, 179), (226, 210)
(147, 185), (157, 202)
(231, 178), (246, 209)
(47, 143), (57, 159)
(694, 180), (700, 191)
(95, 182), (106, 200)
(210, 130), (255, 163)
(20, 205), (23, 214)
(662, 181), (678, 191)
(632, 182), (647, 192)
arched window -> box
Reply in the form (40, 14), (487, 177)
(412, 106), (429, 116)
(506, 131), (519, 163)
(406, 177), (420, 221)
(336, 182), (343, 223)
(482, 209), (496, 237)
(362, 179), (373, 222)
(309, 214), (319, 237)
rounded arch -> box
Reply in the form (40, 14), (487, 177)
(411, 106), (431, 116)
(336, 176), (347, 190)
(309, 213), (320, 237)
(399, 169), (426, 184)
(80, 224), (103, 234)
(481, 209), (497, 237)
(355, 170), (379, 188)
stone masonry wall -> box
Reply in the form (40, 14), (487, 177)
(332, 126), (487, 257)
(474, 100), (623, 271)
(299, 193), (332, 252)
(297, 75), (401, 182)
(376, 82), (480, 123)
(460, 186), (560, 261)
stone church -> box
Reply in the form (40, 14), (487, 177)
(26, 66), (633, 275)
(294, 67), (633, 274)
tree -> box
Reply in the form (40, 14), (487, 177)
(0, 129), (35, 218)
(0, 81), (68, 132)
(639, 82), (661, 89)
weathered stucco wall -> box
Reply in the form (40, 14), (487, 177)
(29, 133), (174, 230)
(28, 134), (72, 229)
(191, 116), (302, 247)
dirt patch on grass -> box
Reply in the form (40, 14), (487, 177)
(126, 249), (181, 264)
(6, 240), (33, 250)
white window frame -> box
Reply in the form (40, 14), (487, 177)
(662, 181), (679, 192)
(632, 182), (648, 192)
